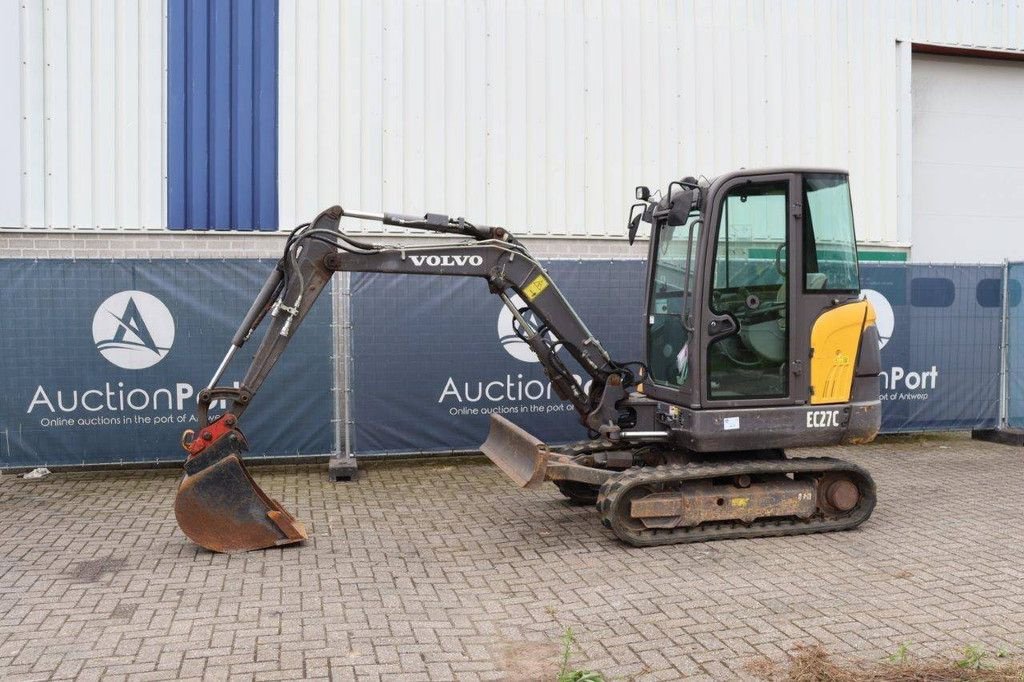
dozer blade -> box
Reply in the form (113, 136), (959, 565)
(174, 425), (307, 553)
(480, 414), (550, 488)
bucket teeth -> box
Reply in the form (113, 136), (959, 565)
(174, 428), (307, 553)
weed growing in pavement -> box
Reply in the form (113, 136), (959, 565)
(956, 644), (989, 670)
(886, 642), (911, 664)
(557, 627), (605, 682)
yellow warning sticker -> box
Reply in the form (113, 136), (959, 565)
(523, 274), (550, 301)
(731, 497), (750, 508)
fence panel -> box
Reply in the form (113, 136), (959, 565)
(0, 259), (333, 469)
(349, 260), (646, 454)
(861, 264), (1001, 432)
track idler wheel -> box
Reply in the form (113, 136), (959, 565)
(818, 473), (861, 513)
(174, 417), (307, 553)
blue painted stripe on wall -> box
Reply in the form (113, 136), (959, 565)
(168, 0), (278, 231)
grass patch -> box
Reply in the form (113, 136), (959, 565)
(748, 642), (1024, 681)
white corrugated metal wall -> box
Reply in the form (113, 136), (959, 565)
(278, 0), (1024, 245)
(0, 0), (166, 230)
(1, 0), (1023, 242)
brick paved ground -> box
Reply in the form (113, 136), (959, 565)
(2, 432), (1024, 680)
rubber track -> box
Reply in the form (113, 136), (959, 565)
(553, 439), (621, 457)
(596, 457), (876, 547)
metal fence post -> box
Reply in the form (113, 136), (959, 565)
(343, 271), (354, 459)
(328, 272), (358, 480)
(1000, 260), (1011, 429)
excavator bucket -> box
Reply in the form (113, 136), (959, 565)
(479, 414), (551, 488)
(174, 422), (307, 553)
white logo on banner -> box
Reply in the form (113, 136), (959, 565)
(862, 288), (894, 349)
(92, 291), (175, 369)
(497, 295), (558, 363)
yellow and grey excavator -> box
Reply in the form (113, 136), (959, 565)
(175, 168), (881, 553)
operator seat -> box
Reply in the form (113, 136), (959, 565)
(741, 273), (828, 363)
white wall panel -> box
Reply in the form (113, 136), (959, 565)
(0, 0), (165, 230)
(908, 0), (1024, 50)
(1, 0), (1022, 237)
(278, 0), (1024, 246)
(0, 0), (23, 227)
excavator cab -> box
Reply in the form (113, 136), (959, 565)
(175, 168), (881, 553)
(639, 170), (877, 424)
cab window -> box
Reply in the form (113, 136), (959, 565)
(707, 182), (789, 399)
(803, 174), (859, 291)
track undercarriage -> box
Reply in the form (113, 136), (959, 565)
(596, 457), (875, 546)
(482, 414), (876, 547)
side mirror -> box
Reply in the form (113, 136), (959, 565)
(667, 188), (696, 226)
(627, 203), (644, 245)
(635, 186), (651, 201)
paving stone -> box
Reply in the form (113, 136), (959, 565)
(1, 434), (1023, 679)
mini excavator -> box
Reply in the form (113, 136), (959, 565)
(176, 168), (881, 553)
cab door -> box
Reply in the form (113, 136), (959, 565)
(698, 173), (808, 408)
(642, 209), (703, 409)
(796, 173), (865, 404)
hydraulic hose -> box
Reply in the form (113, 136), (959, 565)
(231, 266), (284, 347)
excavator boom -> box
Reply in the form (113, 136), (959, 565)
(176, 206), (641, 553)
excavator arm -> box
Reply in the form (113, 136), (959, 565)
(175, 205), (640, 553)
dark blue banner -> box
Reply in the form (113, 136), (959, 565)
(349, 261), (1002, 455)
(861, 264), (1001, 432)
(350, 261), (646, 453)
(0, 260), (333, 468)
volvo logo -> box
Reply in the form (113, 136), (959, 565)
(92, 291), (175, 369)
(409, 254), (484, 267)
